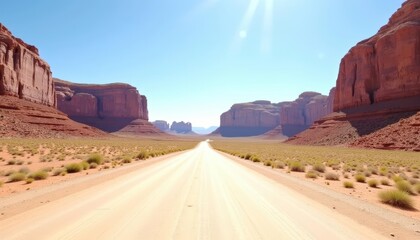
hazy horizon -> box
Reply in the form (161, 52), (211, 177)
(0, 0), (404, 128)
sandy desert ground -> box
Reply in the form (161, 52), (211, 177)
(2, 141), (418, 239)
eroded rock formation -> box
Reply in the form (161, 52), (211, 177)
(152, 120), (170, 132)
(170, 121), (192, 134)
(0, 24), (54, 107)
(288, 1), (420, 150)
(220, 92), (333, 137)
(220, 101), (281, 137)
(334, 0), (420, 112)
(55, 78), (152, 132)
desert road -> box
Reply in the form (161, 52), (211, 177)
(0, 141), (386, 240)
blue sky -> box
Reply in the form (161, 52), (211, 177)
(1, 0), (404, 127)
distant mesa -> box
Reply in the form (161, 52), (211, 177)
(0, 23), (105, 137)
(287, 0), (420, 151)
(220, 91), (333, 137)
(54, 78), (163, 135)
(152, 120), (170, 132)
(170, 121), (193, 134)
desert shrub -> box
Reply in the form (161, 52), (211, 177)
(312, 163), (325, 173)
(396, 181), (415, 195)
(122, 157), (132, 164)
(289, 161), (305, 172)
(379, 167), (388, 176)
(137, 151), (149, 160)
(90, 162), (98, 168)
(244, 153), (253, 160)
(305, 170), (318, 179)
(53, 168), (66, 176)
(87, 154), (103, 165)
(325, 172), (339, 181)
(16, 160), (24, 165)
(251, 156), (261, 163)
(368, 179), (378, 188)
(65, 163), (82, 173)
(381, 179), (390, 186)
(392, 175), (404, 183)
(28, 170), (48, 180)
(0, 180), (3, 187)
(379, 190), (413, 209)
(264, 161), (272, 167)
(9, 172), (26, 182)
(343, 181), (354, 188)
(26, 178), (34, 184)
(272, 161), (285, 169)
(355, 173), (366, 183)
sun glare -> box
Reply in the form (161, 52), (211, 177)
(231, 0), (274, 53)
(190, 0), (275, 53)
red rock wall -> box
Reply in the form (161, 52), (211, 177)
(220, 93), (333, 137)
(55, 78), (149, 120)
(55, 78), (149, 132)
(280, 92), (330, 126)
(170, 121), (192, 133)
(0, 24), (54, 107)
(334, 0), (420, 112)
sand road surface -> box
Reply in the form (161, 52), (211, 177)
(0, 141), (387, 239)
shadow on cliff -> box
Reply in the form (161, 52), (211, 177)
(342, 96), (420, 136)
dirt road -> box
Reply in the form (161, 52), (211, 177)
(0, 141), (386, 239)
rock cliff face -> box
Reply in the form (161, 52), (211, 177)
(334, 0), (420, 112)
(55, 78), (151, 132)
(0, 24), (54, 107)
(170, 121), (192, 134)
(280, 92), (330, 136)
(152, 120), (170, 132)
(220, 101), (281, 137)
(220, 92), (333, 137)
(288, 1), (420, 150)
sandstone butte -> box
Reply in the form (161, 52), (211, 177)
(152, 120), (170, 132)
(0, 23), (105, 137)
(0, 23), (54, 106)
(54, 78), (163, 135)
(287, 0), (420, 151)
(170, 121), (193, 134)
(219, 91), (333, 137)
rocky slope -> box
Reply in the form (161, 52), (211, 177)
(0, 24), (54, 107)
(0, 24), (105, 137)
(55, 78), (162, 134)
(220, 92), (333, 137)
(288, 0), (420, 150)
(0, 95), (106, 137)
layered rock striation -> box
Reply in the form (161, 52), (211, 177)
(288, 1), (420, 150)
(334, 0), (420, 112)
(0, 24), (54, 107)
(220, 92), (333, 137)
(55, 78), (153, 133)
